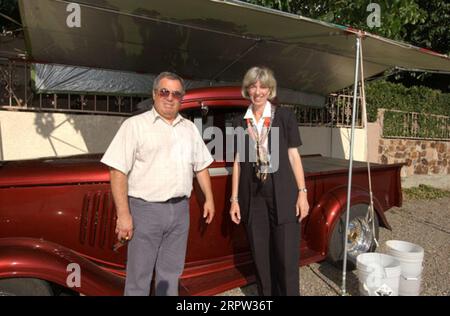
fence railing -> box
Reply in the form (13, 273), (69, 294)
(285, 88), (363, 128)
(2, 59), (365, 126)
(380, 109), (450, 140)
(0, 59), (141, 116)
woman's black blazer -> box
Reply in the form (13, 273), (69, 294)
(232, 106), (302, 225)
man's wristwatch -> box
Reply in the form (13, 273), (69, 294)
(298, 187), (308, 193)
(230, 197), (239, 203)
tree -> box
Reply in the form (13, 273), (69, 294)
(245, 0), (449, 55)
(404, 0), (450, 55)
(245, 0), (449, 91)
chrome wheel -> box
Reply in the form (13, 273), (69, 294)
(347, 216), (373, 259)
(328, 204), (380, 269)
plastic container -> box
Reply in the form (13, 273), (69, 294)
(356, 253), (401, 296)
(386, 240), (424, 296)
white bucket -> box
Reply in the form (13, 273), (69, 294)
(356, 253), (401, 296)
(386, 240), (424, 296)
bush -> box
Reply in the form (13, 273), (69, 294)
(365, 81), (450, 122)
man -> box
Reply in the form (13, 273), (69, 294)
(101, 72), (215, 296)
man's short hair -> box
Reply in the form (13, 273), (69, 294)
(153, 71), (186, 95)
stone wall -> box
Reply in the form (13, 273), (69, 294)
(379, 139), (449, 177)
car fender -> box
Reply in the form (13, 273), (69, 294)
(0, 237), (123, 296)
(305, 185), (390, 256)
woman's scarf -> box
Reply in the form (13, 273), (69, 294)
(246, 105), (276, 182)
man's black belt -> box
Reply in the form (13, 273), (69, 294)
(164, 196), (188, 204)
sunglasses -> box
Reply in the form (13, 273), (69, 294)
(155, 88), (184, 100)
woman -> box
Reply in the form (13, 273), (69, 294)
(229, 66), (309, 296)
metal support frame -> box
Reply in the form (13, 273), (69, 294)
(341, 35), (362, 296)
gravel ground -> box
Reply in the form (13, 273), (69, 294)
(401, 174), (450, 190)
(218, 194), (450, 296)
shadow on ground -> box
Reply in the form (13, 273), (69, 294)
(316, 262), (360, 296)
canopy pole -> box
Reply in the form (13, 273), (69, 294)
(341, 35), (362, 296)
(359, 38), (379, 249)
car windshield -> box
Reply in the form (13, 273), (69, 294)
(182, 106), (245, 161)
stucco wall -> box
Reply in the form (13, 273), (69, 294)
(0, 111), (125, 160)
(367, 122), (382, 163)
(299, 126), (368, 161)
(0, 111), (368, 161)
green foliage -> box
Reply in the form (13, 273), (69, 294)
(365, 80), (450, 122)
(382, 110), (448, 139)
(244, 0), (449, 54)
(403, 184), (450, 200)
(369, 80), (450, 139)
(404, 0), (450, 55)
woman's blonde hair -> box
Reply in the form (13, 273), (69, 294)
(241, 66), (277, 100)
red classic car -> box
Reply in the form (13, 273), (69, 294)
(0, 86), (403, 296)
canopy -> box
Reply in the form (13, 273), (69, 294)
(18, 0), (450, 106)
